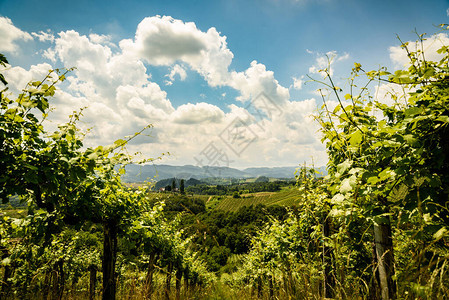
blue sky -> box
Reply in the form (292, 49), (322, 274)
(1, 0), (448, 169)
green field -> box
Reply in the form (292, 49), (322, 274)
(215, 187), (301, 212)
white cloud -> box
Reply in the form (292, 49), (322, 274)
(123, 15), (233, 87)
(49, 30), (151, 99)
(389, 33), (449, 68)
(165, 64), (187, 85)
(116, 84), (174, 116)
(89, 33), (113, 45)
(2, 15), (328, 168)
(275, 99), (319, 145)
(229, 97), (325, 167)
(229, 60), (290, 107)
(3, 63), (54, 94)
(308, 50), (349, 77)
(51, 30), (112, 74)
(292, 76), (303, 90)
(32, 30), (54, 43)
(0, 17), (33, 52)
(171, 102), (225, 124)
(121, 15), (291, 110)
(131, 16), (208, 64)
(336, 52), (349, 62)
(308, 52), (330, 75)
(26, 28), (176, 147)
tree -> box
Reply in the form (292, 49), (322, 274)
(255, 176), (269, 183)
(180, 179), (185, 194)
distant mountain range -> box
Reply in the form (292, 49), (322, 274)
(121, 164), (327, 182)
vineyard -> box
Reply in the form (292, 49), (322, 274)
(215, 188), (301, 212)
(1, 29), (449, 300)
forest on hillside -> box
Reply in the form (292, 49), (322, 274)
(1, 28), (449, 300)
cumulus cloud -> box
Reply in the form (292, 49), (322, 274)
(48, 30), (152, 100)
(122, 15), (233, 87)
(3, 63), (54, 94)
(28, 28), (177, 147)
(2, 15), (327, 167)
(88, 33), (115, 47)
(228, 97), (325, 167)
(274, 98), (318, 145)
(171, 102), (225, 124)
(0, 17), (33, 52)
(32, 30), (55, 43)
(121, 15), (291, 109)
(230, 61), (290, 107)
(116, 84), (174, 121)
(132, 16), (208, 64)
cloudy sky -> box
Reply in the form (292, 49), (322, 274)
(1, 0), (448, 169)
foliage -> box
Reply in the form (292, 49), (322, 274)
(215, 188), (301, 212)
(314, 29), (449, 298)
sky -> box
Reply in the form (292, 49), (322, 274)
(1, 0), (448, 170)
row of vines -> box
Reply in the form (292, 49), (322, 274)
(0, 55), (214, 299)
(224, 29), (449, 299)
